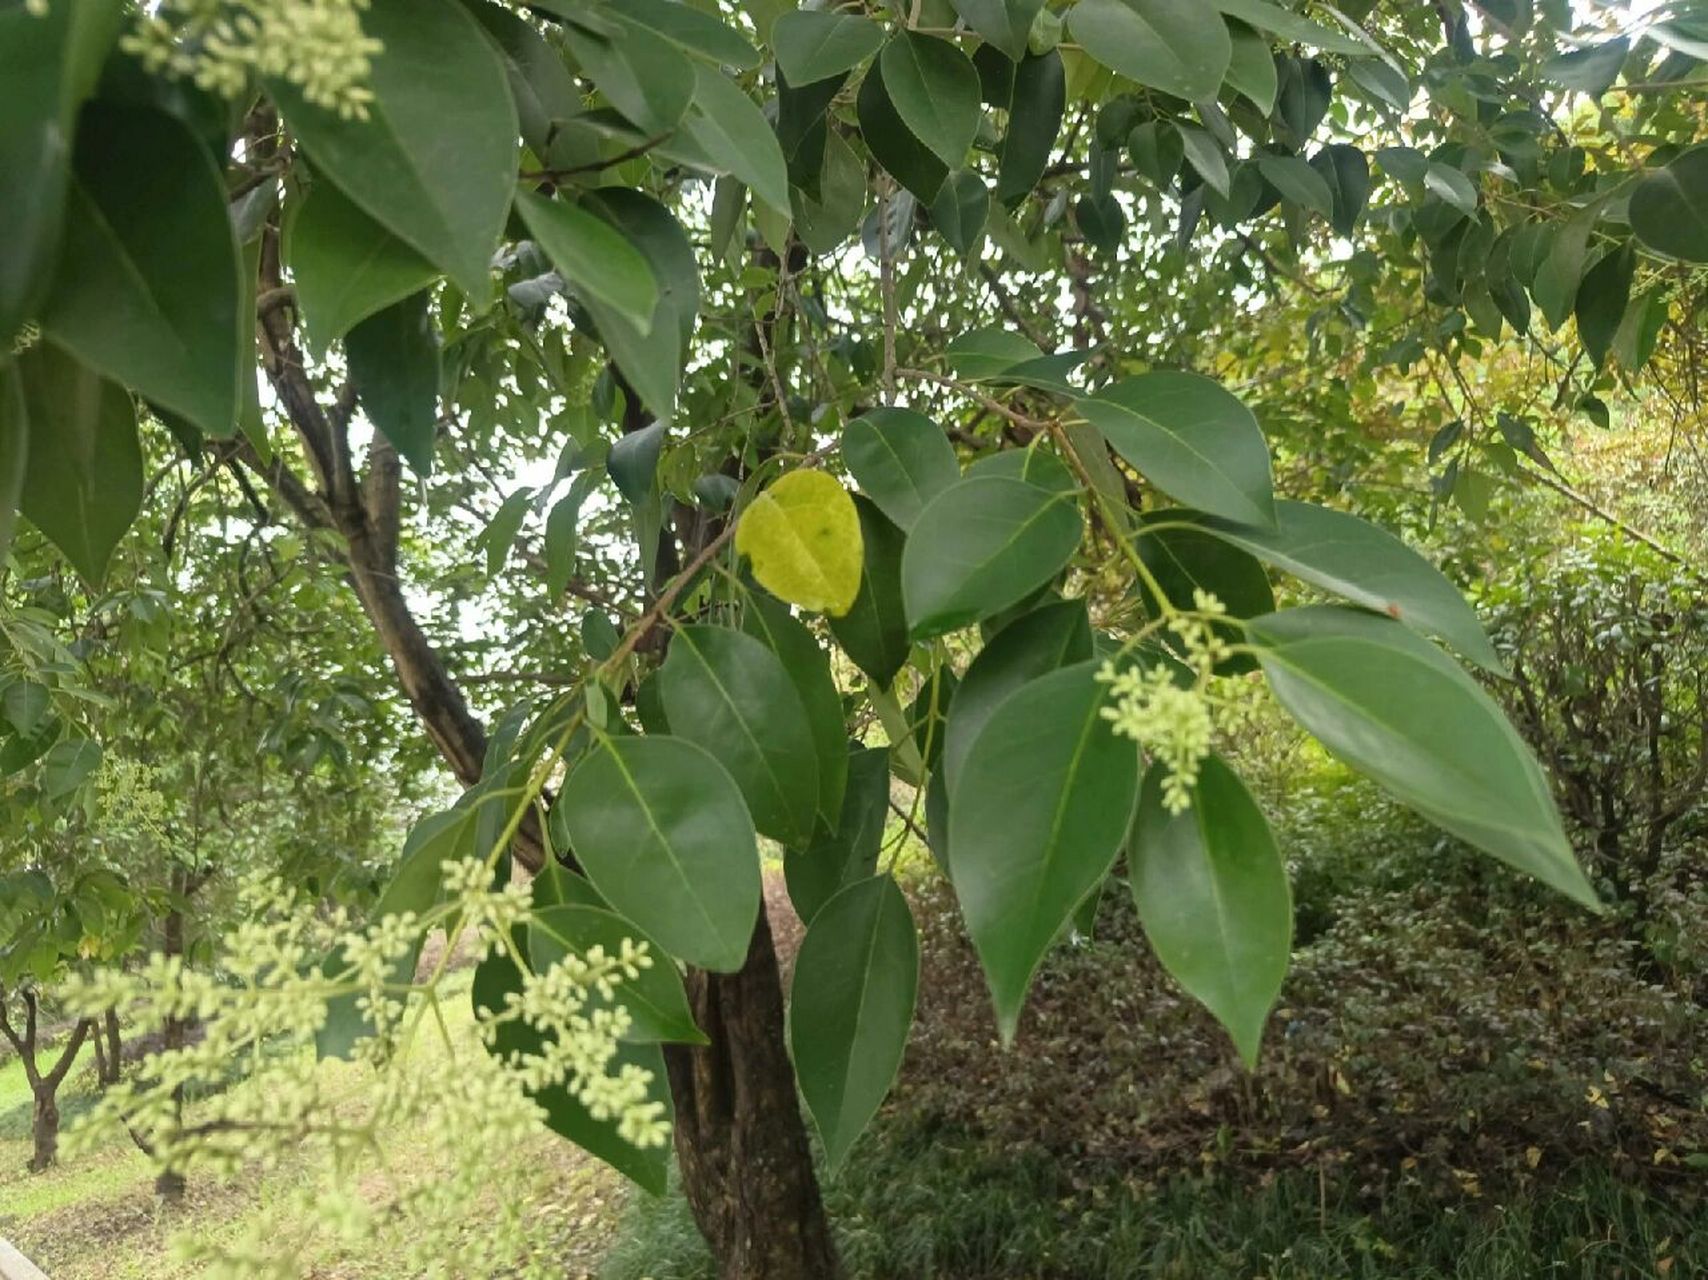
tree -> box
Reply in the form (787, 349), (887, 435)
(5, 0), (1703, 1273)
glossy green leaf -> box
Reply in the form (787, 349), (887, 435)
(474, 938), (673, 1192)
(858, 46), (950, 202)
(346, 291), (441, 476)
(285, 180), (439, 358)
(468, 0), (583, 153)
(789, 875), (919, 1170)
(1131, 755), (1291, 1068)
(1575, 242), (1636, 370)
(1209, 0), (1368, 55)
(40, 105), (240, 439)
(616, 0), (759, 68)
(950, 0), (1046, 61)
(1163, 500), (1503, 674)
(879, 32), (981, 169)
(41, 737), (101, 800)
(11, 343), (141, 584)
(1258, 152), (1334, 219)
(1249, 607), (1595, 909)
(931, 170), (991, 255)
(1068, 0), (1232, 101)
(793, 128), (868, 254)
(1541, 37), (1629, 96)
(736, 470), (864, 617)
(1224, 19), (1279, 114)
(951, 661), (1140, 1042)
(902, 477), (1084, 638)
(773, 10), (885, 85)
(658, 625), (820, 846)
(0, 0), (123, 342)
(743, 593), (849, 830)
(515, 188), (659, 334)
(785, 746), (891, 924)
(682, 63), (791, 220)
(994, 48), (1066, 206)
(1310, 144), (1371, 237)
(268, 0), (517, 300)
(529, 904), (706, 1044)
(828, 497), (912, 689)
(559, 735), (761, 972)
(1076, 373), (1276, 527)
(0, 368), (30, 570)
(943, 599), (1092, 795)
(1135, 521), (1273, 675)
(558, 12), (693, 135)
(843, 408), (961, 532)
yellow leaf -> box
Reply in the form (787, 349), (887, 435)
(735, 470), (863, 616)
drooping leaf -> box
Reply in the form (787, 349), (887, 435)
(1257, 152), (1334, 219)
(615, 0), (760, 68)
(994, 48), (1066, 206)
(857, 52), (950, 203)
(942, 599), (1092, 795)
(951, 0), (1047, 61)
(1130, 755), (1291, 1067)
(682, 63), (792, 220)
(742, 593), (850, 829)
(789, 875), (919, 1170)
(515, 188), (659, 334)
(11, 343), (141, 584)
(1309, 143), (1371, 237)
(346, 291), (441, 475)
(843, 408), (961, 532)
(1209, 0), (1368, 55)
(902, 477), (1083, 638)
(0, 0), (124, 342)
(558, 735), (762, 972)
(1162, 500), (1504, 674)
(658, 625), (821, 846)
(285, 180), (439, 358)
(1248, 607), (1596, 908)
(950, 661), (1140, 1042)
(267, 0), (518, 299)
(1076, 373), (1276, 527)
(878, 32), (982, 169)
(528, 904), (707, 1044)
(931, 170), (991, 255)
(557, 11), (693, 135)
(467, 0), (584, 153)
(1068, 0), (1232, 101)
(1224, 19), (1279, 114)
(40, 105), (240, 439)
(785, 746), (891, 923)
(793, 128), (868, 254)
(773, 10), (885, 85)
(41, 737), (101, 800)
(827, 497), (912, 689)
(1575, 242), (1636, 370)
(735, 470), (864, 617)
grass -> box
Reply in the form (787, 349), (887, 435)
(0, 972), (627, 1279)
(601, 1111), (1704, 1280)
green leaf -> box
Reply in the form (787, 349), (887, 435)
(559, 735), (761, 972)
(0, 0), (123, 342)
(480, 489), (532, 576)
(950, 0), (1046, 60)
(682, 63), (792, 220)
(785, 746), (891, 923)
(1575, 242), (1636, 370)
(1541, 37), (1629, 96)
(789, 875), (919, 1171)
(11, 344), (141, 584)
(346, 291), (441, 476)
(1534, 201), (1598, 331)
(41, 737), (101, 800)
(931, 170), (991, 255)
(1130, 755), (1291, 1068)
(577, 189), (700, 426)
(735, 470), (864, 618)
(1163, 500), (1504, 674)
(773, 10), (885, 85)
(1135, 521), (1273, 675)
(528, 904), (706, 1044)
(268, 0), (517, 299)
(557, 12), (693, 136)
(1076, 373), (1276, 527)
(473, 939), (673, 1193)
(1248, 607), (1596, 909)
(944, 326), (1047, 380)
(994, 48), (1066, 206)
(1178, 125), (1230, 199)
(467, 0), (584, 153)
(1257, 152), (1334, 219)
(857, 48), (950, 203)
(828, 497), (912, 689)
(950, 661), (1139, 1042)
(843, 408), (961, 532)
(943, 599), (1092, 796)
(1224, 19), (1278, 114)
(0, 367), (31, 569)
(615, 0), (760, 68)
(1423, 163), (1478, 217)
(658, 625), (821, 846)
(879, 32), (982, 170)
(515, 189), (659, 334)
(608, 421), (664, 506)
(1310, 144), (1370, 237)
(284, 180), (440, 358)
(40, 105), (240, 439)
(1209, 0), (1368, 55)
(1068, 0), (1232, 101)
(793, 128), (868, 254)
(742, 593), (850, 830)
(902, 476), (1084, 639)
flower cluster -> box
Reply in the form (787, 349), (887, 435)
(1098, 590), (1233, 814)
(439, 855), (533, 958)
(121, 0), (382, 120)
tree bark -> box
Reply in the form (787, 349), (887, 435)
(156, 891), (188, 1200)
(30, 1091), (61, 1173)
(666, 910), (840, 1280)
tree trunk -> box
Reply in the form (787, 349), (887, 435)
(666, 910), (840, 1280)
(29, 1090), (59, 1173)
(157, 898), (188, 1201)
(102, 1011), (121, 1086)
